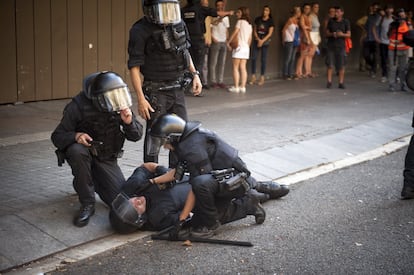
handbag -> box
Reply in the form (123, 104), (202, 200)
(293, 27), (300, 47)
(345, 37), (352, 54)
(229, 35), (239, 49)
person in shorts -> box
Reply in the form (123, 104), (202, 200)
(325, 6), (351, 89)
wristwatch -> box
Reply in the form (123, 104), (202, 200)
(191, 70), (200, 77)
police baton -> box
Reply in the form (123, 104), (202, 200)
(151, 224), (253, 247)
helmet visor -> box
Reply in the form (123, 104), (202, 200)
(146, 135), (166, 156)
(146, 2), (181, 24)
(101, 87), (132, 112)
(111, 193), (146, 228)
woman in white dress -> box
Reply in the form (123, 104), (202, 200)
(226, 7), (252, 93)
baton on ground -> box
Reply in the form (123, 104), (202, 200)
(151, 233), (253, 247)
(151, 224), (253, 247)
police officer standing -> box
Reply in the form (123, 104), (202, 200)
(145, 114), (290, 238)
(51, 71), (143, 227)
(128, 0), (202, 163)
(402, 111), (414, 199)
(182, 0), (234, 90)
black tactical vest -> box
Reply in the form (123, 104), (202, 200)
(73, 93), (125, 160)
(142, 21), (190, 81)
(176, 128), (238, 176)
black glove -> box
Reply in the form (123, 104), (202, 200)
(168, 219), (186, 240)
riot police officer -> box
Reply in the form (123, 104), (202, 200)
(145, 114), (290, 237)
(128, 0), (202, 163)
(51, 71), (143, 227)
(109, 162), (272, 236)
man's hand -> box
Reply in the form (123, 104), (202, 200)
(138, 98), (154, 120)
(168, 219), (186, 240)
(192, 75), (203, 96)
(120, 108), (133, 124)
(75, 132), (93, 146)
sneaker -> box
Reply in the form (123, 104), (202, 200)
(239, 87), (246, 93)
(326, 82), (332, 88)
(228, 86), (240, 93)
(380, 76), (387, 83)
(338, 83), (345, 89)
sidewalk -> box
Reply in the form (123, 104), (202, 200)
(0, 73), (413, 273)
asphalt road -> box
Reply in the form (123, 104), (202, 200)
(49, 147), (414, 275)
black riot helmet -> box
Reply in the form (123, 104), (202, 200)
(143, 0), (182, 25)
(83, 71), (132, 113)
(109, 193), (147, 234)
(147, 114), (201, 156)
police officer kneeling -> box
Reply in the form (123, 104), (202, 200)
(144, 114), (289, 237)
(51, 71), (143, 227)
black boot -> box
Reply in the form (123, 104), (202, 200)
(255, 181), (290, 199)
(401, 185), (414, 200)
(249, 188), (270, 203)
(73, 204), (95, 227)
(246, 190), (266, 224)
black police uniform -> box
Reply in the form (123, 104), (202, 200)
(122, 165), (262, 231)
(128, 17), (192, 163)
(402, 111), (414, 198)
(172, 126), (262, 228)
(182, 3), (218, 85)
(51, 92), (143, 206)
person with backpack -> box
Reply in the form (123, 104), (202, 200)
(325, 6), (351, 89)
(388, 8), (411, 92)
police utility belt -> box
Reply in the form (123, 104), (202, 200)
(143, 79), (184, 93)
(211, 168), (250, 192)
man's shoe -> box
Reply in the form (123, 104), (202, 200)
(248, 188), (270, 203)
(217, 83), (227, 89)
(211, 83), (220, 89)
(73, 204), (95, 227)
(401, 186), (414, 200)
(246, 190), (266, 224)
(255, 181), (290, 199)
(191, 222), (220, 238)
